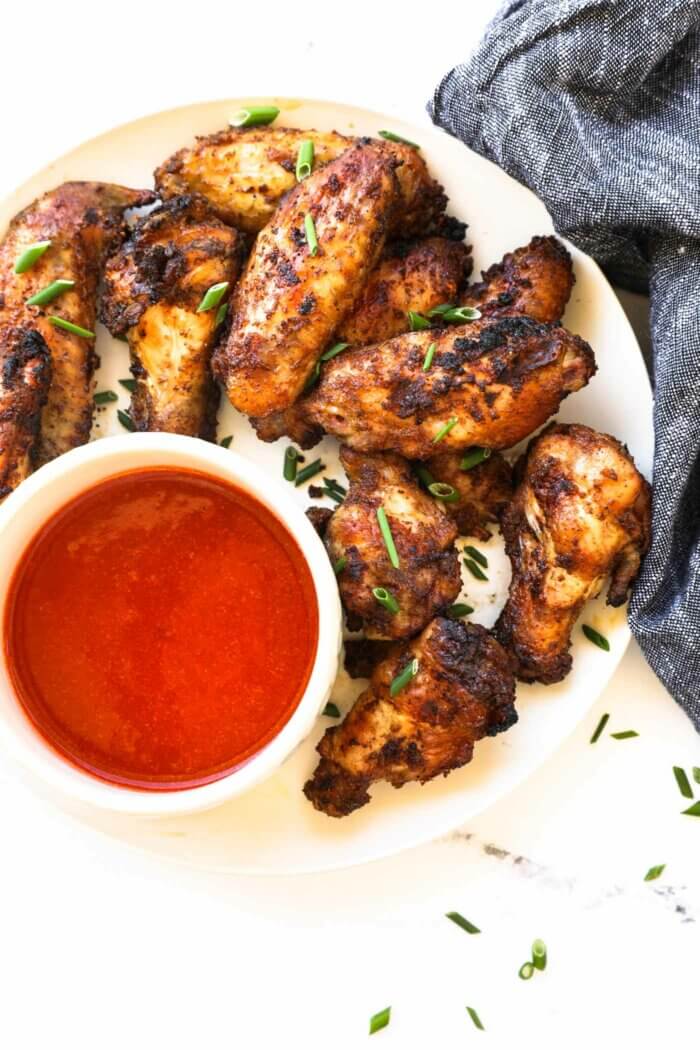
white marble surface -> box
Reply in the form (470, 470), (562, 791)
(1, 2), (697, 1046)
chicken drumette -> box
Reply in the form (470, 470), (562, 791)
(462, 235), (574, 324)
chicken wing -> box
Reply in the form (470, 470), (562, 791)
(462, 235), (574, 324)
(305, 315), (596, 459)
(423, 450), (513, 539)
(0, 181), (154, 465)
(304, 616), (517, 817)
(100, 195), (243, 439)
(495, 423), (651, 683)
(327, 447), (461, 639)
(0, 326), (50, 499)
(212, 143), (399, 418)
(155, 126), (447, 237)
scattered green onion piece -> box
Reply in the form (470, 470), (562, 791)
(682, 800), (700, 816)
(532, 939), (547, 971)
(333, 556), (347, 575)
(48, 316), (95, 339)
(372, 587), (399, 615)
(442, 306), (482, 323)
(14, 240), (51, 274)
(323, 486), (344, 505)
(215, 302), (228, 328)
(303, 359), (321, 392)
(378, 129), (420, 149)
(196, 281), (229, 313)
(693, 768), (700, 785)
(94, 390), (117, 405)
(673, 766), (694, 799)
(323, 477), (347, 496)
(304, 213), (319, 256)
(460, 447), (491, 471)
(428, 481), (459, 503)
(644, 864), (666, 882)
(589, 712), (610, 744)
(446, 603), (474, 619)
(376, 506), (400, 569)
(294, 458), (324, 486)
(519, 962), (535, 980)
(464, 557), (488, 582)
(407, 310), (431, 331)
(283, 446), (300, 482)
(463, 545), (488, 568)
(322, 702), (340, 718)
(113, 333), (129, 343)
(422, 341), (437, 371)
(465, 1006), (484, 1032)
(220, 435), (233, 448)
(295, 139), (314, 181)
(582, 624), (610, 651)
(117, 409), (135, 432)
(119, 377), (136, 393)
(26, 278), (75, 306)
(413, 464), (435, 490)
(446, 911), (480, 935)
(432, 417), (458, 444)
(610, 730), (639, 740)
(390, 658), (418, 697)
(426, 302), (455, 318)
(230, 105), (280, 127)
(321, 341), (349, 362)
(369, 1007), (391, 1035)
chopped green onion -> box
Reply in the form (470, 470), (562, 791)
(378, 129), (420, 149)
(372, 587), (399, 614)
(26, 278), (75, 306)
(422, 341), (437, 371)
(215, 302), (228, 328)
(323, 486), (344, 504)
(94, 390), (117, 405)
(446, 912), (480, 935)
(644, 864), (666, 882)
(295, 139), (314, 181)
(303, 360), (321, 392)
(426, 302), (455, 318)
(460, 447), (491, 471)
(196, 281), (229, 313)
(465, 1006), (484, 1032)
(442, 305), (482, 323)
(610, 730), (639, 740)
(446, 603), (474, 619)
(463, 545), (488, 568)
(283, 446), (300, 482)
(14, 240), (51, 274)
(230, 105), (280, 127)
(673, 766), (694, 799)
(323, 477), (347, 497)
(693, 768), (700, 785)
(682, 800), (700, 816)
(589, 712), (610, 744)
(304, 213), (319, 256)
(220, 435), (233, 448)
(413, 464), (435, 490)
(117, 409), (135, 432)
(333, 556), (347, 575)
(322, 702), (340, 718)
(464, 557), (488, 581)
(376, 506), (400, 568)
(390, 658), (419, 697)
(432, 417), (458, 444)
(113, 333), (129, 343)
(321, 341), (349, 362)
(428, 481), (459, 502)
(519, 962), (535, 980)
(119, 377), (136, 393)
(369, 1007), (391, 1035)
(48, 316), (95, 339)
(582, 624), (610, 651)
(295, 458), (324, 486)
(407, 310), (431, 331)
(532, 939), (547, 971)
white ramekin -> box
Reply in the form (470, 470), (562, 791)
(0, 434), (342, 817)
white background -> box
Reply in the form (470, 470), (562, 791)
(0, 2), (696, 1047)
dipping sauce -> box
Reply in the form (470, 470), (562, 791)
(4, 468), (318, 789)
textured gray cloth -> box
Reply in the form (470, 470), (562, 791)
(429, 0), (700, 729)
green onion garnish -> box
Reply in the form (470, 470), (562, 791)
(333, 556), (347, 575)
(378, 129), (420, 149)
(26, 278), (75, 306)
(693, 768), (700, 785)
(283, 446), (300, 482)
(532, 939), (547, 971)
(582, 624), (610, 651)
(413, 464), (435, 490)
(215, 302), (228, 328)
(230, 105), (280, 127)
(428, 481), (459, 502)
(49, 316), (95, 339)
(304, 213), (319, 256)
(295, 458), (324, 486)
(390, 658), (418, 697)
(464, 557), (488, 582)
(426, 302), (455, 318)
(113, 333), (129, 343)
(94, 390), (117, 405)
(682, 800), (700, 816)
(466, 1007), (485, 1032)
(422, 341), (437, 371)
(407, 310), (431, 331)
(303, 360), (321, 392)
(432, 417), (458, 444)
(119, 377), (136, 393)
(463, 545), (487, 568)
(446, 603), (474, 619)
(644, 864), (666, 882)
(446, 912), (480, 935)
(372, 587), (399, 614)
(117, 409), (135, 431)
(460, 447), (491, 471)
(610, 730), (639, 740)
(673, 766), (694, 799)
(590, 712), (610, 744)
(369, 1007), (391, 1035)
(295, 139), (314, 181)
(196, 281), (229, 313)
(323, 477), (347, 497)
(220, 435), (233, 448)
(323, 486), (344, 504)
(519, 962), (535, 980)
(376, 506), (400, 568)
(442, 305), (482, 323)
(322, 702), (340, 718)
(321, 341), (349, 362)
(14, 240), (51, 274)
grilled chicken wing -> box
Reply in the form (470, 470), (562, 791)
(305, 315), (596, 459)
(327, 447), (461, 639)
(304, 617), (517, 817)
(213, 143), (399, 418)
(496, 423), (651, 683)
(0, 181), (154, 465)
(100, 195), (243, 439)
(155, 126), (447, 237)
(0, 326), (50, 498)
(462, 235), (574, 323)
(424, 450), (513, 539)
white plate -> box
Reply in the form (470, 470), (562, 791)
(0, 98), (653, 874)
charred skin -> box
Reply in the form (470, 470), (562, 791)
(0, 327), (50, 499)
(463, 235), (574, 324)
(495, 423), (651, 684)
(304, 617), (517, 817)
(305, 315), (596, 460)
(326, 447), (461, 639)
(424, 450), (514, 540)
(100, 195), (243, 439)
(0, 181), (155, 465)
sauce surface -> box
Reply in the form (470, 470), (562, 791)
(4, 468), (318, 789)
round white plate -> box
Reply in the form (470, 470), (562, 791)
(0, 99), (653, 874)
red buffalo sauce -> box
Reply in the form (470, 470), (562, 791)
(4, 468), (318, 790)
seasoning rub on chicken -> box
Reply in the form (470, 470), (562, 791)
(0, 326), (50, 499)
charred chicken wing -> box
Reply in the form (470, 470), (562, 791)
(496, 423), (651, 684)
(463, 235), (574, 323)
(424, 450), (513, 539)
(0, 326), (50, 498)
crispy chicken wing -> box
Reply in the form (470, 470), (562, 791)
(0, 326), (50, 498)
(327, 447), (461, 639)
(100, 195), (243, 439)
(213, 143), (399, 418)
(305, 315), (596, 459)
(424, 450), (514, 539)
(463, 235), (574, 323)
(155, 126), (447, 237)
(0, 181), (154, 465)
(304, 617), (517, 817)
(495, 423), (651, 683)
